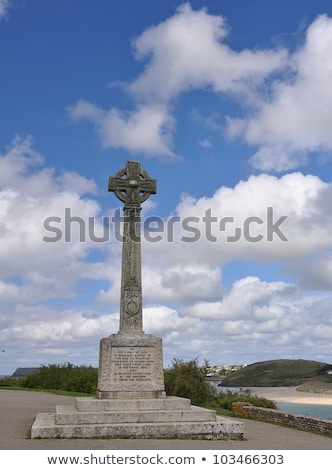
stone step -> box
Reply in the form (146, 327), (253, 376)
(31, 412), (244, 439)
(75, 396), (191, 412)
(55, 404), (216, 425)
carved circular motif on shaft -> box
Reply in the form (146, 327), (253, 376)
(125, 299), (139, 317)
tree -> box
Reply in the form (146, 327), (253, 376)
(164, 358), (216, 406)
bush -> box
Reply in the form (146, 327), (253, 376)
(164, 358), (217, 406)
(22, 363), (98, 394)
(214, 390), (276, 411)
(0, 376), (26, 388)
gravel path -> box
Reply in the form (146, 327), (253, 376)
(0, 390), (331, 450)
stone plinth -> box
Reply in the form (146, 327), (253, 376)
(97, 333), (165, 399)
(31, 396), (244, 439)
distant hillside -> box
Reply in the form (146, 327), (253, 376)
(12, 367), (39, 378)
(221, 359), (332, 387)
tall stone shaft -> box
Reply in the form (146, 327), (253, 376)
(118, 205), (142, 333)
(108, 160), (156, 335)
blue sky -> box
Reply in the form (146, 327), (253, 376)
(1, 0), (332, 375)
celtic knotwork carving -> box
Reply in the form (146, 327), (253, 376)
(108, 161), (156, 207)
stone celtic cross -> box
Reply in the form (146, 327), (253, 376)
(108, 161), (156, 334)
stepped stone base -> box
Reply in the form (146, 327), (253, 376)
(31, 396), (244, 440)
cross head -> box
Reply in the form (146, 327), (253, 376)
(108, 161), (156, 207)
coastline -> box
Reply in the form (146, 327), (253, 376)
(248, 386), (332, 405)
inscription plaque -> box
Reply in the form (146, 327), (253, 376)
(111, 347), (154, 383)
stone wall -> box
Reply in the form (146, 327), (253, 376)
(232, 402), (332, 437)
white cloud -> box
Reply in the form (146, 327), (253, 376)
(143, 264), (222, 305)
(285, 253), (332, 290)
(69, 3), (287, 158)
(129, 3), (286, 102)
(3, 4), (332, 374)
(93, 170), (332, 366)
(0, 137), (105, 296)
(198, 138), (213, 148)
(143, 305), (192, 339)
(182, 276), (298, 320)
(68, 101), (176, 158)
(2, 136), (332, 370)
(0, 304), (118, 367)
(0, 136), (97, 197)
(141, 172), (330, 271)
(226, 14), (332, 171)
(0, 136), (125, 371)
(139, 280), (332, 366)
(0, 0), (11, 21)
(67, 7), (332, 169)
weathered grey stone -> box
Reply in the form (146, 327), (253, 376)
(75, 396), (191, 412)
(31, 412), (244, 439)
(97, 333), (165, 399)
(108, 160), (156, 336)
(31, 394), (244, 439)
(55, 404), (216, 425)
(30, 161), (244, 440)
(96, 161), (165, 399)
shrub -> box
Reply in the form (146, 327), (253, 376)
(0, 376), (26, 388)
(22, 363), (98, 394)
(214, 390), (276, 411)
(164, 358), (217, 406)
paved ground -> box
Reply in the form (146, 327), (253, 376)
(0, 390), (331, 450)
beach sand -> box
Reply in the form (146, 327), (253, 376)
(248, 386), (332, 405)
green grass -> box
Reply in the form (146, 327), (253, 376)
(204, 405), (235, 417)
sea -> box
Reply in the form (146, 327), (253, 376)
(215, 385), (332, 421)
(276, 402), (332, 421)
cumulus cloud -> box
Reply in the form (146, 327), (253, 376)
(141, 172), (330, 271)
(68, 6), (332, 171)
(0, 136), (121, 368)
(226, 14), (332, 171)
(181, 276), (298, 321)
(0, 137), (106, 296)
(129, 3), (286, 102)
(0, 136), (97, 196)
(89, 169), (332, 365)
(143, 264), (222, 305)
(0, 0), (11, 21)
(68, 3), (287, 158)
(68, 100), (176, 158)
(141, 280), (332, 366)
(0, 304), (118, 367)
(2, 136), (332, 370)
(154, 275), (332, 365)
(3, 4), (332, 372)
